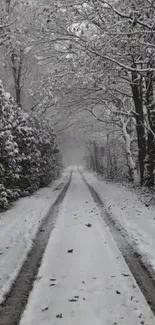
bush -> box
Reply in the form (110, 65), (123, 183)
(0, 80), (62, 210)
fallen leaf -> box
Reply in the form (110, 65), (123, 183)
(85, 223), (92, 227)
(121, 273), (129, 277)
(68, 298), (78, 302)
(67, 249), (73, 253)
(56, 313), (63, 318)
(42, 307), (49, 312)
(116, 290), (121, 295)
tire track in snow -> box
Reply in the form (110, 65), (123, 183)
(0, 173), (72, 325)
(81, 171), (155, 316)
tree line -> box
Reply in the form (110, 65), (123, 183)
(1, 0), (155, 188)
(37, 0), (155, 187)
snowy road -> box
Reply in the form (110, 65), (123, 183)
(20, 169), (155, 325)
(0, 170), (69, 305)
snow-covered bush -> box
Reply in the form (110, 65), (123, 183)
(0, 184), (9, 210)
(29, 116), (61, 187)
(0, 80), (62, 210)
(12, 108), (41, 194)
(0, 82), (21, 209)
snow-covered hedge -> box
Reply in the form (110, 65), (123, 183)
(0, 80), (61, 210)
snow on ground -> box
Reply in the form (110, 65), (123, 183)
(20, 170), (154, 325)
(83, 169), (155, 274)
(0, 169), (70, 304)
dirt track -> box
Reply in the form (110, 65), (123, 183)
(81, 172), (155, 316)
(0, 174), (72, 325)
(1, 170), (155, 324)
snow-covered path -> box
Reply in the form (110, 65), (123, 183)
(0, 169), (70, 304)
(82, 170), (155, 275)
(20, 169), (155, 325)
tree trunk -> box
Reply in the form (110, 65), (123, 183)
(93, 142), (99, 173)
(11, 50), (23, 107)
(106, 133), (111, 178)
(15, 84), (21, 107)
(145, 64), (155, 187)
(131, 68), (146, 185)
(5, 0), (11, 13)
(120, 116), (138, 183)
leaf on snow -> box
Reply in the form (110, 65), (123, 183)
(68, 298), (78, 302)
(56, 313), (63, 318)
(67, 249), (73, 253)
(85, 223), (92, 227)
(42, 306), (49, 312)
(122, 273), (129, 277)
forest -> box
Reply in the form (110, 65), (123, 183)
(1, 0), (155, 209)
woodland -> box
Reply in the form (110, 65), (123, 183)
(1, 0), (155, 209)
